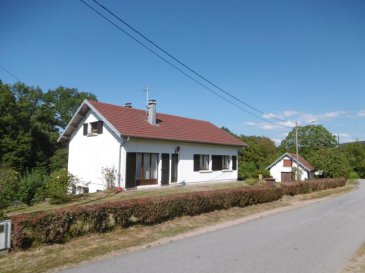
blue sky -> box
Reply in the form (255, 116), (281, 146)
(1, 0), (364, 144)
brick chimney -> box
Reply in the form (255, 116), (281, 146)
(147, 99), (157, 125)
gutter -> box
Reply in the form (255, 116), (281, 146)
(118, 136), (130, 187)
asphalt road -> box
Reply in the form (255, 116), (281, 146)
(60, 180), (365, 273)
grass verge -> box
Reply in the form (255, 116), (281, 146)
(0, 181), (357, 273)
(341, 243), (365, 273)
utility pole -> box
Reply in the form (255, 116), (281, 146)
(295, 121), (299, 181)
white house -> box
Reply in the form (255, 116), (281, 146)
(266, 152), (315, 182)
(58, 99), (246, 192)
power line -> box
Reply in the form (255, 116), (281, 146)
(89, 0), (290, 125)
(79, 0), (274, 124)
(0, 64), (21, 81)
(79, 0), (292, 129)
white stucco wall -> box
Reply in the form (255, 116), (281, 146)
(120, 139), (238, 188)
(68, 111), (239, 192)
(269, 155), (309, 182)
(68, 111), (121, 193)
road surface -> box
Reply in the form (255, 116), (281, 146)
(60, 180), (365, 273)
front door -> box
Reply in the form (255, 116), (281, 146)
(171, 153), (178, 183)
(161, 153), (170, 185)
(126, 153), (136, 188)
(281, 172), (293, 182)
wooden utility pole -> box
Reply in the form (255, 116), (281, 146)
(295, 121), (299, 181)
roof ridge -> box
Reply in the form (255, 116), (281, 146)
(89, 100), (216, 124)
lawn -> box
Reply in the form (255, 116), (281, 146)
(6, 180), (248, 216)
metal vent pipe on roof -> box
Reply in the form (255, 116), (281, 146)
(147, 99), (157, 125)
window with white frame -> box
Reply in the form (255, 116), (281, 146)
(83, 121), (103, 136)
(223, 155), (230, 169)
(194, 154), (209, 171)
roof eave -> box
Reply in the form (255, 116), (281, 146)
(121, 134), (246, 147)
(57, 100), (122, 143)
(266, 152), (313, 171)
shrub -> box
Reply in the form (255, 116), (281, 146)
(348, 171), (360, 180)
(46, 169), (78, 204)
(246, 178), (259, 186)
(0, 167), (20, 218)
(18, 169), (46, 206)
(101, 166), (117, 190)
(10, 178), (346, 249)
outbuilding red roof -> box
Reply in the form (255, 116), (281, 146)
(289, 153), (314, 171)
(87, 100), (245, 147)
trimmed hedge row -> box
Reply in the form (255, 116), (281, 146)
(10, 178), (346, 249)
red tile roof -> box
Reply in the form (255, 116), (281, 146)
(289, 153), (314, 171)
(88, 100), (246, 147)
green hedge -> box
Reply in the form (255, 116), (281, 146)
(10, 178), (346, 249)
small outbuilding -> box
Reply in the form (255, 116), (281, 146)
(266, 152), (315, 182)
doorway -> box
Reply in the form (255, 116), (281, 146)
(171, 153), (178, 183)
(161, 153), (170, 185)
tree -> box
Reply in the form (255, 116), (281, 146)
(0, 82), (58, 172)
(280, 125), (337, 158)
(44, 86), (97, 130)
(341, 142), (365, 178)
(0, 81), (97, 173)
(238, 135), (278, 179)
(308, 148), (351, 178)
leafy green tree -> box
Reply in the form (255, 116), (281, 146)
(238, 135), (278, 179)
(49, 147), (68, 171)
(0, 82), (58, 172)
(341, 142), (365, 178)
(44, 86), (97, 130)
(307, 148), (351, 178)
(0, 81), (96, 174)
(280, 125), (337, 158)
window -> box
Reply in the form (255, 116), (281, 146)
(194, 154), (209, 171)
(212, 155), (231, 170)
(283, 159), (292, 167)
(83, 123), (88, 135)
(84, 121), (103, 136)
(223, 156), (230, 169)
(135, 153), (158, 185)
(212, 155), (222, 170)
(91, 122), (98, 133)
(232, 156), (237, 170)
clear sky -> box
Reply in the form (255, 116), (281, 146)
(1, 0), (364, 144)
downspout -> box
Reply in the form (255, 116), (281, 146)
(118, 136), (130, 188)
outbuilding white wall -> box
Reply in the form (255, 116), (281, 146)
(269, 155), (309, 182)
(68, 110), (239, 192)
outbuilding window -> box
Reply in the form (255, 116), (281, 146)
(283, 159), (292, 167)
